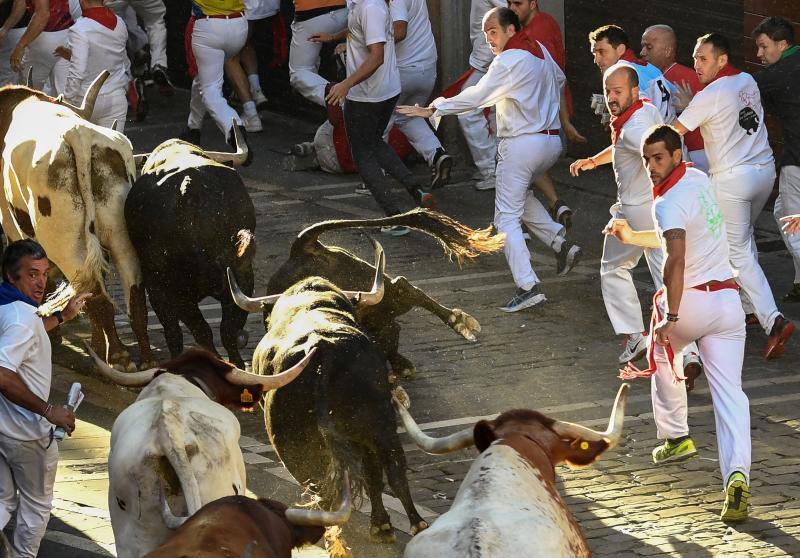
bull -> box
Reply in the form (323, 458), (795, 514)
(394, 384), (629, 558)
(228, 242), (430, 543)
(265, 209), (504, 380)
(0, 72), (153, 370)
(125, 125), (255, 367)
(85, 343), (314, 558)
(145, 475), (352, 558)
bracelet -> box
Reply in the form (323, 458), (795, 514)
(43, 403), (53, 417)
(54, 310), (64, 324)
(588, 157), (597, 169)
(665, 313), (679, 322)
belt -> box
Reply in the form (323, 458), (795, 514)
(538, 129), (560, 136)
(692, 279), (739, 292)
(198, 12), (243, 19)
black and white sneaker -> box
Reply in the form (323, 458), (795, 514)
(151, 64), (174, 96)
(355, 183), (370, 195)
(500, 285), (547, 313)
(550, 199), (573, 229)
(430, 148), (453, 190)
(554, 242), (581, 276)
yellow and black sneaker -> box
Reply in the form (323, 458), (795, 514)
(721, 471), (749, 522)
(652, 437), (697, 464)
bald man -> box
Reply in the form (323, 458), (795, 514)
(641, 24), (708, 171)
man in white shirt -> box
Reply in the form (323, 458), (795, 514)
(0, 240), (89, 558)
(398, 7), (581, 311)
(326, 0), (434, 235)
(390, 0), (452, 189)
(607, 125), (751, 523)
(672, 33), (795, 360)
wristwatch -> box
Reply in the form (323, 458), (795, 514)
(54, 311), (64, 324)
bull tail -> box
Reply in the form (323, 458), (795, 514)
(66, 129), (110, 295)
(235, 228), (255, 259)
(157, 400), (203, 520)
(292, 208), (505, 265)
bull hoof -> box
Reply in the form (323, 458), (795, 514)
(369, 523), (396, 544)
(410, 520), (429, 535)
(448, 309), (481, 342)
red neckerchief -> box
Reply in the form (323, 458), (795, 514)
(708, 63), (741, 84)
(620, 48), (647, 66)
(503, 31), (544, 59)
(652, 161), (693, 199)
(609, 99), (645, 145)
(82, 7), (117, 30)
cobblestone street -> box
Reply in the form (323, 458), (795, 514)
(17, 90), (800, 557)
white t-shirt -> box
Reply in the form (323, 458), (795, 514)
(0, 301), (53, 441)
(390, 0), (436, 69)
(432, 46), (563, 138)
(244, 0), (280, 20)
(653, 166), (733, 288)
(467, 0), (505, 72)
(64, 15), (130, 104)
(678, 71), (773, 175)
(618, 59), (676, 124)
(346, 0), (401, 102)
(613, 101), (664, 206)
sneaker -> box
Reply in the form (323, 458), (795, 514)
(242, 113), (263, 133)
(430, 148), (453, 190)
(127, 78), (147, 122)
(151, 64), (174, 96)
(764, 315), (796, 360)
(783, 283), (800, 303)
(683, 352), (703, 393)
(652, 437), (697, 464)
(554, 242), (581, 276)
(618, 333), (646, 364)
(413, 189), (437, 210)
(549, 199), (573, 230)
(381, 225), (409, 237)
(720, 471), (749, 522)
(474, 175), (496, 191)
(291, 142), (314, 157)
(179, 127), (201, 145)
(500, 285), (547, 313)
(354, 183), (370, 195)
(251, 89), (268, 109)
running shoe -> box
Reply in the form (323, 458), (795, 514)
(474, 174), (496, 191)
(554, 242), (581, 276)
(501, 285), (547, 313)
(252, 89), (268, 109)
(549, 199), (573, 229)
(430, 148), (453, 190)
(242, 113), (263, 133)
(720, 471), (749, 522)
(151, 64), (174, 96)
(652, 437), (697, 464)
(618, 333), (647, 364)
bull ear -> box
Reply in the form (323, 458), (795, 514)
(473, 420), (497, 452)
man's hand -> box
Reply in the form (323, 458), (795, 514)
(569, 157), (597, 176)
(54, 45), (71, 60)
(563, 121), (587, 144)
(62, 292), (92, 321)
(325, 81), (350, 106)
(603, 218), (634, 244)
(309, 32), (334, 43)
(334, 42), (346, 56)
(654, 318), (676, 347)
(672, 82), (694, 112)
(10, 44), (24, 72)
(396, 104), (434, 118)
(45, 405), (75, 435)
(781, 215), (800, 236)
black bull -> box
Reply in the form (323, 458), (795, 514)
(125, 136), (255, 366)
(265, 209), (505, 379)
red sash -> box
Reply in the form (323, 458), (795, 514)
(82, 7), (117, 30)
(609, 99), (645, 146)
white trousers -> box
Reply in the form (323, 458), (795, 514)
(774, 165), (800, 283)
(92, 89), (128, 132)
(190, 16), (247, 138)
(688, 149), (709, 173)
(458, 68), (497, 178)
(711, 163), (779, 333)
(23, 29), (69, 95)
(601, 202), (664, 335)
(288, 9), (348, 106)
(495, 134), (562, 290)
(395, 63), (442, 165)
(0, 27), (25, 86)
(0, 433), (59, 558)
(650, 287), (749, 487)
(107, 0), (168, 67)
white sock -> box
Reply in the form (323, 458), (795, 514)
(552, 235), (565, 253)
(243, 101), (257, 117)
(248, 74), (261, 92)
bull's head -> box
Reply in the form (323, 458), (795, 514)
(228, 239), (385, 312)
(394, 384), (629, 469)
(84, 341), (315, 409)
(133, 121), (249, 170)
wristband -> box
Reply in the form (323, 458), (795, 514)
(43, 403), (53, 417)
(54, 310), (64, 324)
(666, 313), (679, 322)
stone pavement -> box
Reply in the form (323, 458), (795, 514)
(10, 89), (800, 557)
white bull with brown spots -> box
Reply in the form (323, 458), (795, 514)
(0, 72), (153, 369)
(394, 384), (630, 558)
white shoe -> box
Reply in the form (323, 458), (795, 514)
(252, 89), (268, 108)
(619, 334), (647, 364)
(242, 113), (263, 133)
(475, 175), (496, 191)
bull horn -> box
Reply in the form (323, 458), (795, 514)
(340, 239), (385, 307)
(83, 340), (160, 387)
(226, 347), (316, 390)
(56, 70), (110, 120)
(204, 122), (249, 166)
(285, 471), (352, 526)
(111, 119), (119, 132)
(551, 383), (629, 448)
(392, 395), (475, 454)
(159, 479), (188, 530)
(227, 267), (281, 312)
(25, 66), (33, 87)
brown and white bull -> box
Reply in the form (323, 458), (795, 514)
(394, 384), (629, 558)
(85, 344), (315, 558)
(0, 72), (153, 370)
